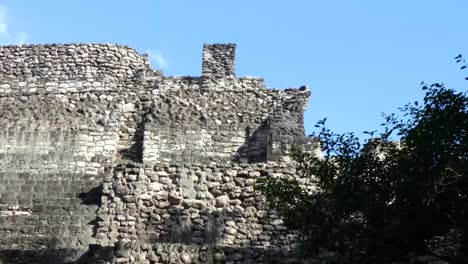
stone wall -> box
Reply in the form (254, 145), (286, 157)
(0, 43), (311, 264)
(145, 83), (308, 164)
(93, 162), (304, 263)
(0, 44), (151, 82)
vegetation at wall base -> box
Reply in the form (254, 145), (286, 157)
(258, 65), (468, 263)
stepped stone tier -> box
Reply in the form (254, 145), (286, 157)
(0, 43), (311, 263)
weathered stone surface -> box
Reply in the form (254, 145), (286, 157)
(0, 43), (313, 264)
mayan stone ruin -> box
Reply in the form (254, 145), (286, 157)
(0, 43), (311, 263)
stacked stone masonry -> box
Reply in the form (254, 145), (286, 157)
(0, 43), (311, 264)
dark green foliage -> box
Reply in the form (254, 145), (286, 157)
(258, 81), (468, 263)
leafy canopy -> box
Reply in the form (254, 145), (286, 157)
(258, 73), (468, 263)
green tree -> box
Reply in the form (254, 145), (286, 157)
(258, 69), (468, 263)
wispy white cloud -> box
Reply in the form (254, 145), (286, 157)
(17, 32), (28, 45)
(0, 6), (8, 35)
(0, 5), (28, 45)
(0, 23), (7, 34)
(146, 49), (168, 69)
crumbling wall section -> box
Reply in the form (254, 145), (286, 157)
(143, 76), (310, 165)
(0, 43), (312, 264)
(144, 78), (272, 164)
(0, 90), (123, 253)
(96, 162), (302, 263)
(0, 44), (159, 264)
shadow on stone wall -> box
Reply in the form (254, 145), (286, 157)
(110, 241), (300, 264)
(0, 245), (114, 264)
(144, 206), (296, 260)
(118, 121), (144, 163)
(150, 207), (226, 245)
(232, 101), (308, 164)
(0, 177), (106, 263)
(0, 239), (299, 264)
(0, 242), (299, 264)
(77, 185), (103, 207)
(77, 184), (104, 239)
(232, 121), (269, 164)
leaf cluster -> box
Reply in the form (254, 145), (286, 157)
(258, 82), (468, 263)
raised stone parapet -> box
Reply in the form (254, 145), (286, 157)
(202, 43), (236, 81)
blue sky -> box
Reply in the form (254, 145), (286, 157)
(1, 1), (467, 136)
